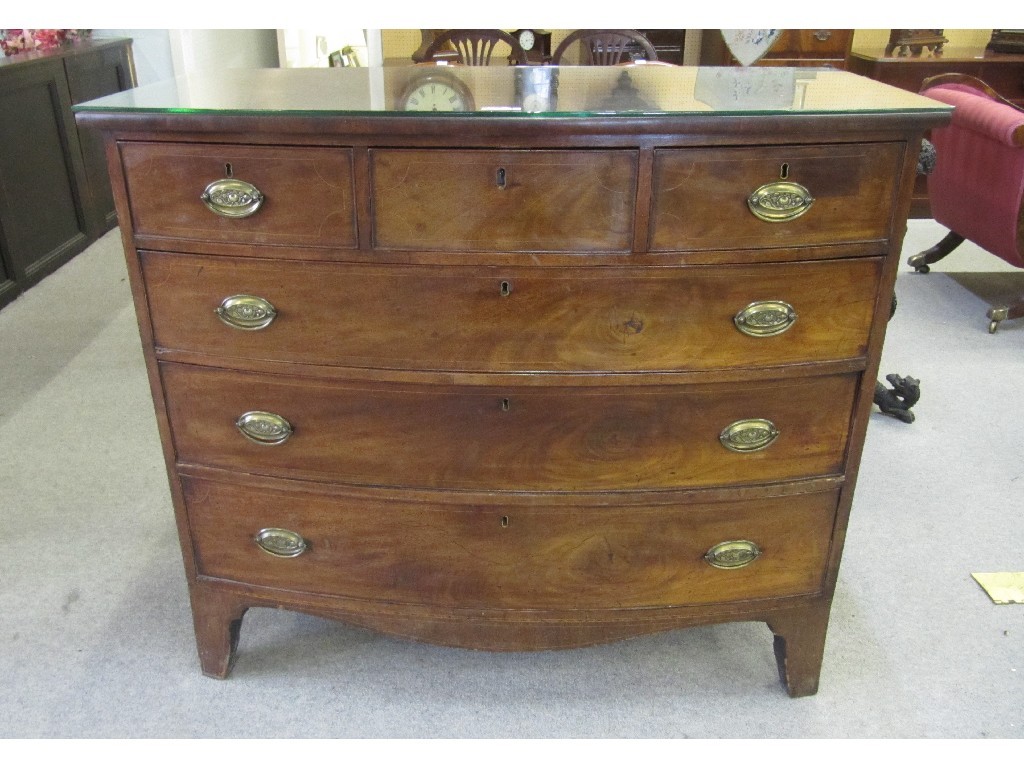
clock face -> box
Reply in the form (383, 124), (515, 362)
(519, 30), (536, 51)
(400, 72), (474, 112)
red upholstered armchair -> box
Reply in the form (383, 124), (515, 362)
(908, 74), (1024, 332)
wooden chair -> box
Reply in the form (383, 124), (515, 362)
(551, 30), (658, 65)
(907, 74), (1024, 332)
(422, 29), (527, 66)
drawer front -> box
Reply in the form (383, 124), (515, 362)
(119, 142), (357, 248)
(142, 252), (882, 373)
(184, 475), (837, 609)
(650, 143), (902, 251)
(163, 364), (856, 492)
(370, 149), (637, 252)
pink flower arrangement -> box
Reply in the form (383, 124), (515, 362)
(1, 29), (91, 57)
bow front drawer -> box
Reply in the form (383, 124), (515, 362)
(142, 252), (882, 373)
(184, 475), (837, 610)
(370, 149), (638, 252)
(650, 143), (903, 251)
(162, 363), (856, 492)
(119, 142), (357, 248)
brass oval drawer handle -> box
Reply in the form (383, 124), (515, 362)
(200, 178), (265, 218)
(747, 181), (814, 222)
(734, 300), (798, 337)
(720, 418), (779, 453)
(216, 294), (277, 331)
(254, 527), (307, 558)
(705, 540), (762, 569)
(236, 411), (293, 445)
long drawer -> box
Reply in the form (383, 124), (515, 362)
(163, 363), (857, 492)
(370, 149), (638, 252)
(649, 143), (903, 251)
(184, 474), (837, 610)
(142, 252), (882, 373)
(119, 142), (358, 248)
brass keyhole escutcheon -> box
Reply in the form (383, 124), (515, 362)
(500, 515), (510, 528)
(500, 280), (512, 297)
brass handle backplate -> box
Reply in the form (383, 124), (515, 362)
(254, 527), (307, 558)
(216, 294), (277, 331)
(747, 181), (814, 222)
(201, 178), (264, 218)
(734, 300), (798, 337)
(236, 411), (293, 445)
(705, 540), (762, 569)
(720, 418), (779, 453)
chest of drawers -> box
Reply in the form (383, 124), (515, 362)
(75, 66), (950, 697)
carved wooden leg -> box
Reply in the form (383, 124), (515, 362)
(907, 230), (965, 273)
(766, 602), (832, 698)
(190, 585), (249, 679)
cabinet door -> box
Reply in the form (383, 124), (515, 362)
(0, 234), (19, 311)
(0, 59), (90, 290)
(64, 41), (135, 234)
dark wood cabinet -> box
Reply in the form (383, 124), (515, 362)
(700, 30), (853, 69)
(0, 38), (134, 311)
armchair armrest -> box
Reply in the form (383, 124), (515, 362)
(922, 74), (1024, 148)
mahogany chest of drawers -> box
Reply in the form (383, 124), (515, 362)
(75, 66), (950, 697)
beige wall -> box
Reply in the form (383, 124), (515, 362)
(852, 29), (992, 49)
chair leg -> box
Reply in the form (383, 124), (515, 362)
(987, 297), (1024, 333)
(907, 230), (966, 273)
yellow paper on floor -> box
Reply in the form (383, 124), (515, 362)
(972, 572), (1024, 604)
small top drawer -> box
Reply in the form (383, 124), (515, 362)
(370, 149), (638, 252)
(649, 143), (903, 252)
(119, 142), (357, 248)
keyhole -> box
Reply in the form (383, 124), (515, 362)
(500, 281), (511, 297)
(500, 516), (510, 528)
(225, 163), (233, 178)
(501, 398), (510, 411)
(496, 167), (507, 188)
(780, 163), (789, 180)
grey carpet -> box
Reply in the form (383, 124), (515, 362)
(1, 221), (1021, 738)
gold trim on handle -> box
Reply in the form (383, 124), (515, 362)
(734, 300), (798, 337)
(201, 178), (264, 218)
(254, 528), (307, 558)
(236, 411), (293, 445)
(705, 540), (761, 569)
(216, 295), (277, 331)
(720, 418), (779, 453)
(747, 181), (814, 222)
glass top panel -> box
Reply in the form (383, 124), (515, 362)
(73, 65), (950, 117)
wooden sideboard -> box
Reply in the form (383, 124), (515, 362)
(849, 45), (1024, 216)
(0, 38), (135, 311)
(700, 30), (853, 68)
(75, 66), (949, 697)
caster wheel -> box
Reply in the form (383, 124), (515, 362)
(914, 264), (931, 274)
